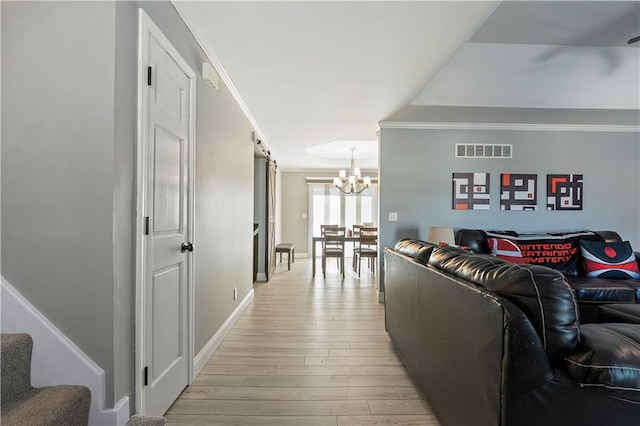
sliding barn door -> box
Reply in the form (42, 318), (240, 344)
(266, 160), (277, 280)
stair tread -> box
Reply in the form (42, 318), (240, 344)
(1, 333), (33, 403)
(1, 385), (91, 426)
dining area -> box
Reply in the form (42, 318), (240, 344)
(311, 224), (378, 278)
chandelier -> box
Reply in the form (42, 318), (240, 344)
(333, 148), (371, 194)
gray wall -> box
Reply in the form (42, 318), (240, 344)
(193, 79), (254, 353)
(379, 126), (640, 293)
(2, 0), (256, 410)
(280, 171), (341, 255)
(113, 0), (138, 404)
(2, 1), (119, 406)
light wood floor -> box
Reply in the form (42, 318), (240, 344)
(165, 256), (440, 425)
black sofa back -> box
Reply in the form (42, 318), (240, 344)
(386, 242), (558, 425)
(429, 246), (580, 360)
(385, 242), (640, 426)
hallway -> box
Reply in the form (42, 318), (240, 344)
(165, 257), (439, 425)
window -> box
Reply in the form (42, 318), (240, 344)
(307, 183), (378, 255)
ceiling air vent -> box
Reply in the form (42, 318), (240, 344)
(455, 143), (512, 159)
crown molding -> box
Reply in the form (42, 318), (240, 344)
(171, 1), (272, 152)
(378, 121), (639, 132)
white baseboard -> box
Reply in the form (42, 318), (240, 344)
(378, 291), (385, 303)
(193, 288), (254, 378)
(1, 276), (130, 426)
(256, 273), (267, 282)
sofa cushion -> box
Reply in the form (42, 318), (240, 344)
(620, 279), (640, 301)
(580, 240), (640, 279)
(565, 276), (636, 303)
(393, 239), (434, 265)
(429, 246), (580, 359)
(487, 237), (526, 264)
(486, 231), (602, 276)
(565, 323), (640, 402)
(599, 304), (640, 324)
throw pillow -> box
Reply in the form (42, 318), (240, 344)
(486, 231), (600, 276)
(580, 240), (640, 279)
(487, 237), (526, 264)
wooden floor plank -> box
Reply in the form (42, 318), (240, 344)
(337, 415), (439, 425)
(305, 356), (402, 366)
(166, 258), (438, 425)
(207, 355), (306, 366)
(165, 414), (338, 425)
(167, 399), (371, 416)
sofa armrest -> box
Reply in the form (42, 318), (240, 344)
(385, 248), (554, 426)
(500, 297), (554, 401)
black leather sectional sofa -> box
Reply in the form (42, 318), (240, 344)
(456, 229), (640, 322)
(385, 240), (640, 426)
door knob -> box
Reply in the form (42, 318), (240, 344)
(181, 242), (194, 253)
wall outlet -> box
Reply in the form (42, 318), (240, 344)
(302, 213), (308, 219)
(233, 287), (238, 300)
(388, 212), (398, 222)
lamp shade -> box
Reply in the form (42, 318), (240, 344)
(427, 226), (455, 245)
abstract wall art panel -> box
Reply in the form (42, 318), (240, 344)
(500, 173), (537, 211)
(452, 172), (490, 210)
(547, 174), (583, 210)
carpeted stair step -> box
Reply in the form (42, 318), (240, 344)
(126, 414), (167, 426)
(1, 333), (33, 402)
(1, 333), (91, 426)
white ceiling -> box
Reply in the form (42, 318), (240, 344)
(174, 1), (639, 171)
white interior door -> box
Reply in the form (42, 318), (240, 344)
(137, 10), (195, 416)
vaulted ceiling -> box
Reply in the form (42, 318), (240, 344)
(174, 1), (639, 170)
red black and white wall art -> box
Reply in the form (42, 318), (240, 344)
(500, 173), (537, 211)
(547, 174), (583, 210)
(452, 172), (490, 210)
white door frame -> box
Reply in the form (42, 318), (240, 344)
(135, 9), (196, 414)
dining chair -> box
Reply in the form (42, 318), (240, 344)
(352, 224), (374, 269)
(353, 226), (377, 277)
(322, 226), (346, 278)
(321, 224), (340, 267)
(351, 225), (363, 270)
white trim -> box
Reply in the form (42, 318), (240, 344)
(378, 121), (640, 133)
(171, 1), (271, 153)
(378, 291), (385, 304)
(134, 7), (148, 417)
(256, 273), (268, 282)
(135, 9), (197, 415)
(1, 277), (130, 426)
(187, 59), (197, 385)
(193, 289), (255, 377)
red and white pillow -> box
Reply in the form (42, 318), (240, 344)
(488, 237), (526, 264)
(580, 240), (640, 279)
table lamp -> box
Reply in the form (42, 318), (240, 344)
(427, 226), (455, 246)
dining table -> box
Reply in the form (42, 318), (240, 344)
(311, 235), (361, 277)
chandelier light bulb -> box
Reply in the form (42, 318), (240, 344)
(333, 147), (371, 195)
